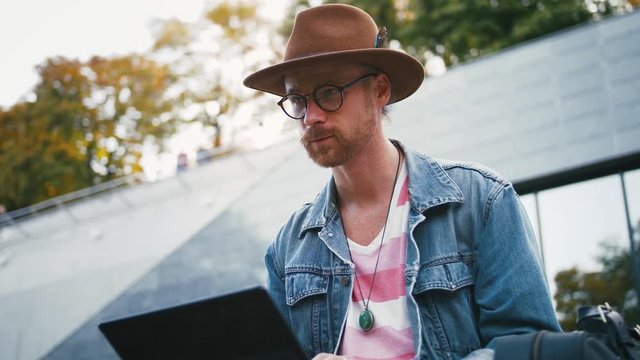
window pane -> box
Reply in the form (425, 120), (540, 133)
(624, 169), (640, 235)
(538, 175), (628, 295)
(520, 193), (543, 260)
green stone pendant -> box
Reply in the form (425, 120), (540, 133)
(359, 309), (375, 332)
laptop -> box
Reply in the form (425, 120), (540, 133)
(98, 286), (306, 360)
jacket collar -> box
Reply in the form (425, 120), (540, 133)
(399, 140), (465, 213)
(298, 140), (464, 238)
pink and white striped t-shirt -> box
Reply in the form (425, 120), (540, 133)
(339, 163), (415, 360)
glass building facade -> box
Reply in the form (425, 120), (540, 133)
(521, 169), (640, 297)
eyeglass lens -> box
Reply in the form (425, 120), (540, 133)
(280, 86), (342, 119)
(278, 73), (376, 120)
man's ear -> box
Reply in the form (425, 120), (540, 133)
(374, 73), (392, 107)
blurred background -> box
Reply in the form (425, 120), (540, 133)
(0, 0), (639, 358)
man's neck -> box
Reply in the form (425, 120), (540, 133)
(332, 137), (400, 207)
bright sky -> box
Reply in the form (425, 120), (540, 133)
(0, 0), (288, 108)
(521, 173), (638, 297)
(0, 0), (198, 107)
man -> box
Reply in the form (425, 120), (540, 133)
(243, 4), (560, 360)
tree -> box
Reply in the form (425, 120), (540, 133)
(82, 55), (177, 178)
(310, 0), (635, 68)
(0, 0), (285, 211)
(0, 55), (177, 210)
(0, 101), (90, 209)
(401, 0), (596, 66)
(149, 0), (283, 150)
(554, 222), (640, 331)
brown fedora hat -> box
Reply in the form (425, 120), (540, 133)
(243, 4), (424, 104)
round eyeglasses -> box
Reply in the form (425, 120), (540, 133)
(277, 73), (377, 120)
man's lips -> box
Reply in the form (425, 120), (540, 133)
(303, 127), (334, 143)
(309, 135), (333, 142)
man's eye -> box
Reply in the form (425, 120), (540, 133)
(289, 96), (305, 105)
(316, 87), (340, 100)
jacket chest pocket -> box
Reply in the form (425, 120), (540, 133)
(285, 270), (329, 306)
(285, 270), (330, 355)
(414, 257), (474, 293)
(413, 256), (482, 359)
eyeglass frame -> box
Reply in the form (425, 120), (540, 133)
(277, 73), (378, 120)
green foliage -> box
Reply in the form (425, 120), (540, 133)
(555, 229), (640, 331)
(151, 0), (282, 148)
(403, 0), (595, 65)
(0, 102), (89, 209)
(152, 19), (192, 51)
(1, 0), (281, 211)
(309, 0), (633, 68)
(0, 55), (177, 210)
(206, 2), (259, 41)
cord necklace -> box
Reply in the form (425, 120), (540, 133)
(340, 144), (402, 332)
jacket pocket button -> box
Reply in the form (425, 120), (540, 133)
(341, 276), (350, 286)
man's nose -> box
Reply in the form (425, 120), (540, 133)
(303, 99), (327, 126)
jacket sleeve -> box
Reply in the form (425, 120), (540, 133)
(473, 184), (561, 350)
(265, 240), (290, 327)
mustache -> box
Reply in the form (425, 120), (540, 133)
(301, 126), (335, 142)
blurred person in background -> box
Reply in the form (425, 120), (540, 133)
(176, 151), (189, 173)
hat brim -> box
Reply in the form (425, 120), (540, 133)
(243, 48), (425, 105)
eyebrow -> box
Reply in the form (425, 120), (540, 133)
(284, 75), (359, 95)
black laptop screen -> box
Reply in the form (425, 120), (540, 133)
(99, 287), (306, 360)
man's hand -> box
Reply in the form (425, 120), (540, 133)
(311, 354), (350, 360)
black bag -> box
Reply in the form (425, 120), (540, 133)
(494, 330), (617, 360)
(576, 303), (640, 360)
(494, 303), (640, 360)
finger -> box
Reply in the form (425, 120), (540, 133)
(311, 354), (330, 360)
(312, 354), (348, 360)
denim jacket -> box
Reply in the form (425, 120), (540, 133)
(265, 141), (561, 360)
